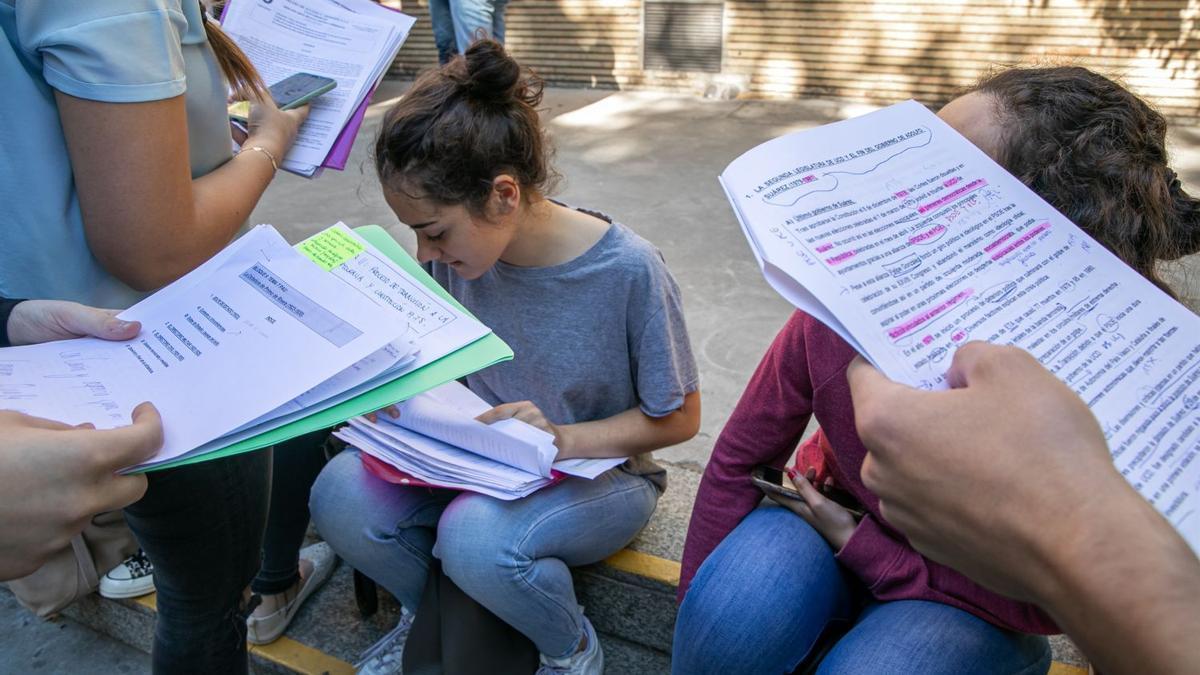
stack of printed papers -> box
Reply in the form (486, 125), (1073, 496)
(221, 0), (416, 177)
(0, 224), (512, 472)
(338, 381), (625, 500)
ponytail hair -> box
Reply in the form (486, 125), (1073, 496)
(199, 1), (267, 101)
(374, 39), (558, 214)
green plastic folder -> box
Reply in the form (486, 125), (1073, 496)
(143, 225), (513, 472)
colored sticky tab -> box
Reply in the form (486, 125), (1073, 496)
(299, 228), (365, 271)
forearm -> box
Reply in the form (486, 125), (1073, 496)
(193, 122), (292, 230)
(556, 391), (700, 460)
(115, 151), (273, 290)
(1036, 492), (1200, 674)
(86, 159), (268, 291)
(57, 93), (284, 291)
(188, 145), (277, 249)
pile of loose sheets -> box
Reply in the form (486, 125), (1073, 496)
(339, 381), (625, 500)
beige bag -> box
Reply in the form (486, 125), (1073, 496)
(6, 510), (138, 617)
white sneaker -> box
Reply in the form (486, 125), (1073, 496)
(356, 608), (415, 675)
(99, 549), (155, 599)
(536, 613), (603, 675)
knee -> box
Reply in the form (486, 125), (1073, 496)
(434, 496), (519, 586)
(674, 565), (751, 649)
(673, 581), (743, 672)
(309, 452), (381, 555)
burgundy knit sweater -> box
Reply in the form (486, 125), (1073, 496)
(678, 311), (1058, 635)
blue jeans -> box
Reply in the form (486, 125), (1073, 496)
(672, 507), (1051, 675)
(124, 448), (271, 674)
(427, 0), (509, 62)
(310, 450), (658, 657)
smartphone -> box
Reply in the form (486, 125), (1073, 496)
(268, 72), (337, 110)
(751, 465), (866, 517)
(750, 466), (805, 502)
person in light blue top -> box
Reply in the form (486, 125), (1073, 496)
(0, 2), (307, 672)
(1, 0), (232, 305)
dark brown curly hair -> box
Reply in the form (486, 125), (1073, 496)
(374, 39), (557, 215)
(970, 66), (1200, 295)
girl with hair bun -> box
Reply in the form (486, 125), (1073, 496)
(674, 66), (1199, 674)
(311, 40), (701, 675)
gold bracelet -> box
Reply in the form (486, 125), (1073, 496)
(242, 145), (279, 173)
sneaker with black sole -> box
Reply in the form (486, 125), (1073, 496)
(99, 549), (155, 600)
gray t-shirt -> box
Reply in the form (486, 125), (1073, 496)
(426, 210), (699, 492)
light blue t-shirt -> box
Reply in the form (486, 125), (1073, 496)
(0, 0), (233, 307)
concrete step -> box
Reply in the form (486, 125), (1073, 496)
(55, 462), (1088, 674)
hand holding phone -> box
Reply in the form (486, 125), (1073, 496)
(753, 465), (864, 550)
(268, 72), (337, 110)
(227, 73), (335, 124)
(751, 465), (865, 518)
(750, 465), (805, 502)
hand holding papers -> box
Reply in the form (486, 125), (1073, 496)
(220, 0), (415, 176)
(721, 100), (1200, 552)
(195, 223), (496, 457)
(339, 382), (625, 500)
(0, 224), (512, 471)
(0, 226), (406, 466)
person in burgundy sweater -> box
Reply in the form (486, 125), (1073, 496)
(675, 66), (1200, 674)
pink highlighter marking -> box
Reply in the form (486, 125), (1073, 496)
(826, 250), (857, 265)
(815, 243), (834, 253)
(922, 335), (934, 345)
(990, 222), (1050, 261)
(887, 288), (975, 340)
(908, 224), (946, 245)
(984, 232), (1013, 252)
(944, 177), (961, 187)
(917, 179), (987, 214)
(894, 190), (910, 198)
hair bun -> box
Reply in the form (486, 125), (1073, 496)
(461, 39), (521, 104)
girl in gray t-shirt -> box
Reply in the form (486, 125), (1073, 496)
(310, 40), (699, 674)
